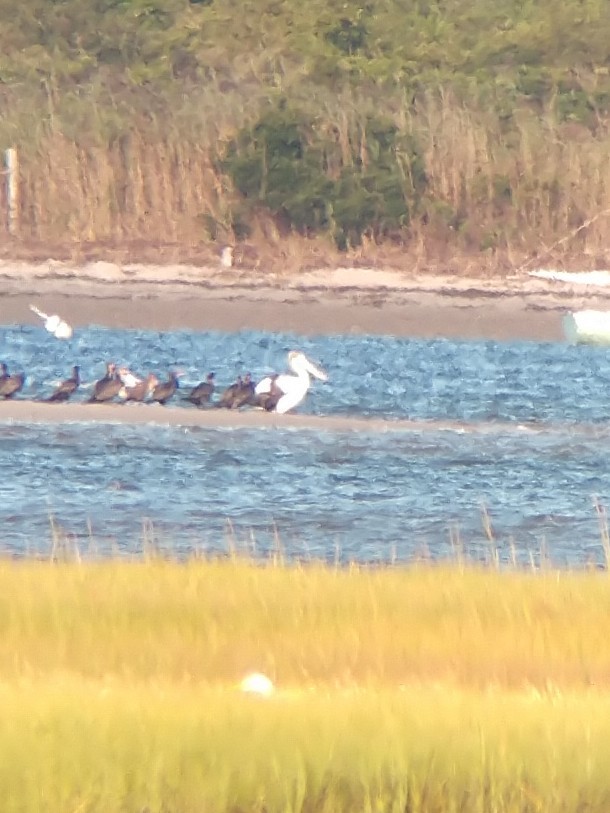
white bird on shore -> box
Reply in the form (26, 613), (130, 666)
(255, 351), (328, 414)
(116, 366), (143, 400)
(29, 304), (73, 339)
(118, 367), (142, 389)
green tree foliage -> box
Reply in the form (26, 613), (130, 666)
(223, 105), (334, 234)
(2, 0), (609, 108)
(1, 0), (610, 248)
(224, 105), (426, 247)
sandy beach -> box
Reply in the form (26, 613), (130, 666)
(2, 258), (610, 342)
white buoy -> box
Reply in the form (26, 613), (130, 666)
(563, 310), (610, 345)
(29, 304), (73, 339)
(239, 672), (274, 697)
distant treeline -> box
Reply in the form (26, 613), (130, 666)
(1, 0), (610, 265)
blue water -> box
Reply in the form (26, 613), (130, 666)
(1, 323), (610, 566)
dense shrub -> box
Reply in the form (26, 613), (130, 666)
(224, 105), (427, 248)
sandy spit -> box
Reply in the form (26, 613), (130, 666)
(1, 400), (608, 438)
(0, 400), (438, 432)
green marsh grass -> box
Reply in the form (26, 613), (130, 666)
(3, 558), (610, 811)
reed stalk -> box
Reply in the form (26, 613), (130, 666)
(3, 88), (610, 269)
(593, 496), (610, 570)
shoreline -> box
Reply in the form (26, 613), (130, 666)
(1, 259), (608, 340)
(1, 400), (609, 435)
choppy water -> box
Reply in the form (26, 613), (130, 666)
(1, 323), (610, 566)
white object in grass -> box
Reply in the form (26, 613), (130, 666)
(239, 672), (275, 696)
(220, 246), (234, 268)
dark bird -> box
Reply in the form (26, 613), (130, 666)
(87, 362), (122, 404)
(151, 370), (180, 405)
(217, 375), (243, 409)
(120, 373), (158, 403)
(0, 365), (25, 399)
(183, 372), (215, 407)
(46, 365), (80, 402)
(230, 372), (257, 409)
(254, 374), (283, 412)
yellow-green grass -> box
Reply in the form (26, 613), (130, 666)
(4, 559), (610, 687)
(4, 558), (610, 811)
(3, 679), (610, 812)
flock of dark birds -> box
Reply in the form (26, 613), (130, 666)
(0, 362), (283, 411)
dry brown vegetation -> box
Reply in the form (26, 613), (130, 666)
(2, 0), (610, 276)
(3, 89), (610, 275)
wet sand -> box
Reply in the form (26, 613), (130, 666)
(0, 400), (429, 432)
(2, 259), (609, 341)
(2, 401), (609, 438)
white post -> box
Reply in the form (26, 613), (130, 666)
(4, 147), (19, 236)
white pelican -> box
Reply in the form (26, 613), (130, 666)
(29, 304), (73, 339)
(255, 351), (328, 414)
